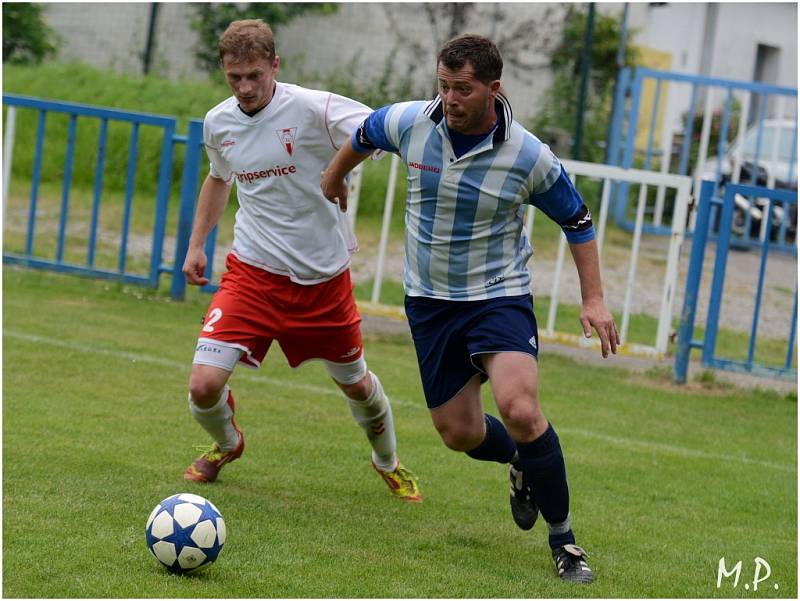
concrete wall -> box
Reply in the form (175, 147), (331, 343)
(43, 3), (201, 79)
(624, 2), (797, 136)
(40, 2), (798, 128)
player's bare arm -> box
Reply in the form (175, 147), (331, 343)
(321, 140), (372, 212)
(182, 174), (232, 286)
(568, 239), (619, 358)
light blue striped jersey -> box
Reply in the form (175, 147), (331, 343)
(353, 94), (595, 301)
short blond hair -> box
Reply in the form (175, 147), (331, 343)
(218, 19), (275, 64)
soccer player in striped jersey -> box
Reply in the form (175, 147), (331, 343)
(181, 19), (421, 503)
(322, 34), (619, 583)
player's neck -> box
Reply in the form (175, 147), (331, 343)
(238, 82), (277, 117)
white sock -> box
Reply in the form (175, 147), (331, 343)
(188, 386), (240, 452)
(347, 372), (398, 471)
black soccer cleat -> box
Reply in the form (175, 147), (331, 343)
(509, 465), (538, 530)
(552, 544), (594, 584)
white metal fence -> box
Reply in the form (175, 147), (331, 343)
(360, 157), (692, 357)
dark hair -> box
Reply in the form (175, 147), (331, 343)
(437, 34), (503, 83)
(219, 19), (275, 64)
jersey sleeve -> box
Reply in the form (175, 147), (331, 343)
(203, 119), (234, 184)
(323, 93), (373, 150)
(351, 105), (399, 153)
(528, 149), (595, 244)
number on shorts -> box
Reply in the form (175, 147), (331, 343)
(202, 307), (223, 333)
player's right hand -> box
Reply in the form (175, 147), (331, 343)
(183, 247), (209, 286)
(320, 170), (349, 213)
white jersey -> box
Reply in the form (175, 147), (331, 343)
(203, 82), (371, 284)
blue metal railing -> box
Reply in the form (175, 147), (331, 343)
(2, 94), (204, 293)
(674, 180), (798, 383)
(607, 68), (798, 251)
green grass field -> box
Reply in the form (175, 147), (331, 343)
(3, 266), (797, 598)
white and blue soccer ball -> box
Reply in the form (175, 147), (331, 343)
(145, 493), (227, 574)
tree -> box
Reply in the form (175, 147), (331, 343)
(382, 3), (567, 96)
(191, 2), (338, 73)
(532, 5), (639, 163)
(2, 3), (57, 65)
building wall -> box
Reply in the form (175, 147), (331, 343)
(627, 3), (708, 74)
(43, 3), (202, 79)
(712, 2), (797, 87)
(40, 2), (566, 122)
(40, 2), (797, 129)
(626, 2), (797, 137)
(273, 3), (562, 121)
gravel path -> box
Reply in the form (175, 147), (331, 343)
(350, 232), (797, 340)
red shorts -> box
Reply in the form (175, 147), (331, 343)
(197, 253), (363, 368)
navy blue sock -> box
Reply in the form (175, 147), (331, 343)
(515, 423), (575, 549)
(465, 414), (518, 463)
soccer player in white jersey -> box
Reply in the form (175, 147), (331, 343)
(322, 34), (619, 582)
(181, 19), (421, 503)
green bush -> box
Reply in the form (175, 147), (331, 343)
(2, 3), (57, 65)
(531, 7), (639, 164)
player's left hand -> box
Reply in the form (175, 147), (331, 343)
(320, 170), (349, 213)
(580, 298), (619, 358)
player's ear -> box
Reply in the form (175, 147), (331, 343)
(272, 55), (281, 72)
(488, 80), (501, 98)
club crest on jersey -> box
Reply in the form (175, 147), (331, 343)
(277, 127), (298, 156)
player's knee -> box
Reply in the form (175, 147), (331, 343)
(497, 395), (541, 433)
(326, 358), (370, 400)
(337, 376), (371, 401)
(189, 375), (225, 407)
(435, 421), (484, 452)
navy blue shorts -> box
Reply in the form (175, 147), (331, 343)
(404, 294), (539, 409)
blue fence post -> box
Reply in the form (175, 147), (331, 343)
(150, 120), (176, 286)
(786, 291), (798, 370)
(87, 118), (108, 268)
(171, 119), (204, 300)
(26, 110), (47, 256)
(118, 123), (140, 275)
(702, 183), (738, 365)
(614, 68), (646, 224)
(56, 114), (78, 263)
(201, 226), (219, 294)
(606, 67), (630, 167)
(673, 180), (716, 384)
(745, 199), (775, 366)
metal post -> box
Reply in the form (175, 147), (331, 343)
(606, 67), (630, 168)
(143, 3), (160, 75)
(572, 2), (596, 161)
(346, 164), (363, 230)
(746, 199), (774, 366)
(149, 119), (176, 286)
(3, 105), (16, 224)
(171, 119), (204, 300)
(605, 3), (629, 165)
(371, 153), (399, 304)
(673, 180), (716, 383)
(703, 184), (737, 365)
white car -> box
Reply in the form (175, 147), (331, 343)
(703, 119), (797, 189)
(701, 119), (797, 240)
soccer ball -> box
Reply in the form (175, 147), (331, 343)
(145, 493), (227, 574)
